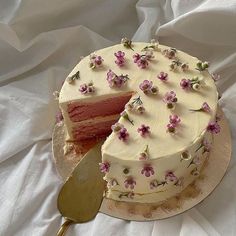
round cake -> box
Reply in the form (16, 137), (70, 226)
(58, 39), (220, 204)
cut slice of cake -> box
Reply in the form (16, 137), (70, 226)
(59, 40), (219, 204)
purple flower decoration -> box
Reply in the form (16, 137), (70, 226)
(150, 180), (159, 189)
(169, 114), (181, 126)
(163, 91), (177, 104)
(79, 82), (95, 94)
(133, 53), (149, 69)
(111, 122), (124, 132)
(106, 69), (129, 88)
(166, 123), (176, 133)
(180, 78), (191, 90)
(212, 73), (220, 82)
(139, 80), (153, 93)
(137, 124), (151, 137)
(139, 145), (149, 160)
(203, 139), (211, 152)
(114, 51), (125, 67)
(139, 80), (158, 95)
(56, 111), (63, 123)
(118, 127), (129, 141)
(99, 162), (110, 173)
(202, 102), (211, 112)
(157, 72), (168, 82)
(165, 171), (178, 182)
(124, 177), (136, 189)
(162, 48), (176, 59)
(206, 121), (221, 134)
(89, 54), (103, 68)
(141, 165), (155, 177)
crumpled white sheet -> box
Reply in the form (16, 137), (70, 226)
(0, 0), (235, 235)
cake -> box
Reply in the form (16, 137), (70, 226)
(58, 39), (220, 204)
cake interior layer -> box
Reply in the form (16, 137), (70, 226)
(72, 115), (119, 141)
(67, 93), (133, 122)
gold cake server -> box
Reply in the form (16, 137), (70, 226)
(57, 142), (105, 236)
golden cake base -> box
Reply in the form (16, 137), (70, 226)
(52, 108), (231, 221)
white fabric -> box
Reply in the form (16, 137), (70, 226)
(0, 0), (235, 235)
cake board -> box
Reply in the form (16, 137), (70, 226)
(52, 108), (231, 221)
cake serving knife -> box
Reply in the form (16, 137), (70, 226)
(56, 142), (105, 236)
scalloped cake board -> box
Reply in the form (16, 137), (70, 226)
(52, 108), (231, 221)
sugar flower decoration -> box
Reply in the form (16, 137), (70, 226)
(120, 111), (134, 125)
(111, 122), (124, 133)
(163, 91), (178, 109)
(180, 76), (205, 91)
(137, 124), (151, 137)
(114, 51), (125, 67)
(125, 96), (145, 114)
(79, 82), (95, 94)
(212, 73), (221, 82)
(141, 165), (155, 177)
(139, 145), (149, 160)
(157, 72), (168, 82)
(162, 48), (177, 59)
(121, 37), (134, 50)
(202, 139), (211, 153)
(206, 121), (221, 134)
(124, 177), (136, 189)
(118, 127), (129, 141)
(191, 168), (200, 176)
(165, 171), (178, 182)
(139, 80), (158, 95)
(167, 114), (181, 133)
(150, 180), (167, 189)
(66, 70), (80, 84)
(196, 61), (209, 71)
(106, 69), (129, 88)
(99, 161), (110, 173)
(133, 53), (149, 69)
(181, 63), (189, 72)
(89, 54), (103, 69)
(190, 102), (211, 113)
(142, 39), (159, 51)
(56, 111), (63, 123)
(169, 59), (182, 71)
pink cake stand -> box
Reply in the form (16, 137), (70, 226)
(52, 108), (231, 221)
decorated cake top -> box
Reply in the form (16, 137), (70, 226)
(59, 40), (218, 160)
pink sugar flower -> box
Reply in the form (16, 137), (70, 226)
(141, 165), (155, 177)
(166, 123), (177, 133)
(137, 56), (149, 69)
(118, 128), (129, 141)
(206, 121), (221, 134)
(139, 80), (153, 94)
(212, 73), (221, 82)
(157, 72), (168, 82)
(137, 124), (150, 137)
(79, 82), (95, 94)
(201, 102), (211, 112)
(163, 91), (177, 104)
(99, 162), (110, 173)
(106, 69), (129, 88)
(165, 171), (178, 182)
(111, 122), (124, 133)
(124, 177), (136, 189)
(89, 54), (103, 68)
(56, 111), (63, 123)
(180, 78), (191, 90)
(114, 51), (125, 67)
(133, 53), (141, 63)
(169, 114), (181, 126)
(203, 139), (211, 152)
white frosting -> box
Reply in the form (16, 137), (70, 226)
(59, 42), (218, 203)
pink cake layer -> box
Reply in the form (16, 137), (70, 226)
(72, 117), (118, 141)
(67, 93), (132, 122)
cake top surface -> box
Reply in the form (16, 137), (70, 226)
(59, 41), (218, 160)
